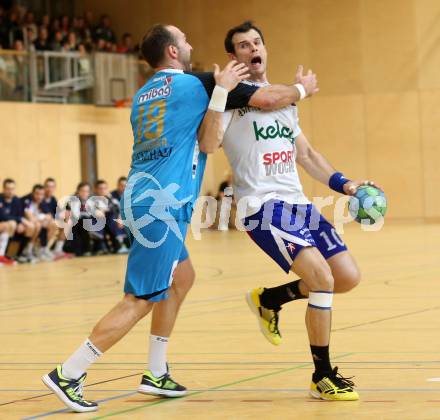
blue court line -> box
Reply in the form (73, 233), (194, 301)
(20, 391), (137, 420)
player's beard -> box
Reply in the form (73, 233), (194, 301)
(177, 47), (192, 71)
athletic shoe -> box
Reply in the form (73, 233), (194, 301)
(310, 367), (359, 401)
(138, 369), (187, 397)
(0, 256), (17, 266)
(37, 248), (54, 262)
(42, 365), (98, 412)
(246, 287), (282, 346)
(17, 253), (39, 264)
(117, 245), (129, 254)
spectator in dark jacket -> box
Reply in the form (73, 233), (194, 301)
(34, 26), (51, 51)
(94, 14), (116, 43)
(0, 178), (38, 262)
(110, 176), (127, 202)
(95, 180), (128, 253)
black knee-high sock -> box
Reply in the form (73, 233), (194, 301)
(260, 279), (306, 310)
(310, 345), (332, 381)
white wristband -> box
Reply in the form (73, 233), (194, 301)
(208, 85), (228, 112)
(294, 83), (306, 100)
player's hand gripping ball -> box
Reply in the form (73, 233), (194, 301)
(348, 186), (387, 225)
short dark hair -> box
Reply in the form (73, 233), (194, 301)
(3, 178), (15, 188)
(76, 181), (90, 192)
(224, 20), (265, 54)
(141, 24), (176, 68)
(32, 184), (44, 193)
(94, 179), (107, 188)
(44, 177), (56, 185)
(118, 176), (127, 183)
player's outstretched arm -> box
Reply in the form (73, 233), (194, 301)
(295, 132), (335, 184)
(198, 60), (249, 154)
(249, 65), (319, 110)
(295, 132), (379, 195)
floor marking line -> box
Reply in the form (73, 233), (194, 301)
(21, 392), (137, 420)
(89, 353), (353, 419)
(333, 305), (440, 332)
(0, 372), (142, 407)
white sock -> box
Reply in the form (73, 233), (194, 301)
(62, 339), (103, 380)
(148, 335), (169, 377)
(24, 242), (34, 256)
(0, 232), (9, 256)
(54, 240), (65, 253)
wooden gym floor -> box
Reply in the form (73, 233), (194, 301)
(1, 221), (440, 419)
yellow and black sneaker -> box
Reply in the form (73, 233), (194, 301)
(310, 367), (359, 401)
(246, 287), (282, 346)
(138, 369), (187, 398)
(42, 365), (98, 412)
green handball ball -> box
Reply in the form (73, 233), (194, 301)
(348, 186), (387, 225)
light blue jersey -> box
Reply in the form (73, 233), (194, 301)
(127, 69), (209, 221)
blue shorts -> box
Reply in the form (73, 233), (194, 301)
(244, 201), (347, 273)
(122, 206), (189, 302)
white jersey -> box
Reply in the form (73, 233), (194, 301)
(222, 81), (310, 216)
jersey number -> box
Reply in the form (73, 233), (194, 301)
(319, 229), (344, 251)
(137, 99), (166, 143)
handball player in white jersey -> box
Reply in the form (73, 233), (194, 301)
(215, 21), (377, 401)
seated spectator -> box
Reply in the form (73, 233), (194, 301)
(94, 14), (116, 43)
(60, 15), (70, 38)
(10, 39), (27, 100)
(22, 184), (58, 261)
(75, 16), (88, 44)
(111, 176), (127, 202)
(78, 43), (91, 75)
(42, 177), (70, 259)
(6, 10), (23, 48)
(50, 30), (63, 51)
(0, 182), (17, 266)
(0, 178), (37, 263)
(84, 10), (95, 35)
(63, 31), (77, 51)
(94, 180), (128, 253)
(25, 27), (36, 47)
(95, 37), (106, 52)
(117, 33), (134, 54)
(23, 10), (37, 42)
(34, 26), (50, 51)
(50, 17), (60, 35)
(67, 182), (106, 256)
